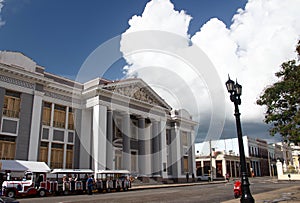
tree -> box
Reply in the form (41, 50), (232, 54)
(257, 42), (300, 143)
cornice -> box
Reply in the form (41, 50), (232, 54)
(0, 62), (52, 84)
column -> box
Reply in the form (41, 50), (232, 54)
(152, 120), (160, 176)
(63, 107), (69, 168)
(122, 113), (131, 170)
(106, 110), (114, 170)
(160, 120), (168, 179)
(28, 91), (44, 161)
(92, 105), (107, 171)
(138, 117), (146, 176)
(170, 121), (181, 178)
(191, 131), (196, 176)
(144, 120), (151, 176)
(48, 103), (55, 166)
(188, 133), (194, 174)
(79, 108), (92, 168)
(222, 159), (227, 177)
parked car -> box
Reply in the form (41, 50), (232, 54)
(197, 174), (211, 181)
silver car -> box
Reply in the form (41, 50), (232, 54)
(197, 174), (211, 181)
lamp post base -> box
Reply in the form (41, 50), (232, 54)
(240, 196), (255, 203)
(240, 173), (255, 203)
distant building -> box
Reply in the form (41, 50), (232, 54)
(195, 136), (292, 178)
(290, 143), (300, 171)
(0, 51), (197, 182)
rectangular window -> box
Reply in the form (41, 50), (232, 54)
(42, 128), (49, 140)
(53, 130), (64, 142)
(66, 145), (73, 169)
(68, 132), (74, 143)
(42, 102), (51, 126)
(53, 104), (66, 128)
(50, 143), (64, 168)
(68, 108), (74, 130)
(39, 142), (48, 163)
(0, 138), (16, 160)
(131, 151), (137, 171)
(183, 156), (189, 173)
(2, 119), (18, 134)
(3, 90), (21, 118)
(166, 129), (171, 145)
(181, 131), (188, 146)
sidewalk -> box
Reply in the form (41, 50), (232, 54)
(222, 185), (300, 203)
(131, 179), (300, 203)
(131, 180), (226, 190)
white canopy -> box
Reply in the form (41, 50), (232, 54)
(51, 169), (94, 174)
(95, 170), (130, 174)
(0, 160), (51, 173)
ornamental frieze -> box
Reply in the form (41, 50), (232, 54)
(44, 91), (81, 104)
(105, 85), (160, 106)
(0, 75), (35, 89)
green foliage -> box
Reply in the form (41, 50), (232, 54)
(257, 42), (300, 143)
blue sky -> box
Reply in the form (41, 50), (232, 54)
(0, 0), (246, 80)
(1, 0), (299, 142)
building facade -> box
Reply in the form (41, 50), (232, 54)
(0, 51), (197, 182)
(195, 136), (292, 178)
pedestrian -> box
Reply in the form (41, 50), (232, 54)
(87, 175), (94, 195)
(186, 172), (189, 183)
(226, 173), (230, 182)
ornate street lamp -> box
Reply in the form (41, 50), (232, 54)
(225, 76), (255, 203)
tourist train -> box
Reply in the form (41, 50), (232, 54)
(0, 160), (131, 198)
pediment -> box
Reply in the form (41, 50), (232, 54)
(102, 78), (171, 110)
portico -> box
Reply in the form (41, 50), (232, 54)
(75, 78), (198, 181)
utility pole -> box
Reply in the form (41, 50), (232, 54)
(268, 151), (272, 177)
(209, 140), (213, 182)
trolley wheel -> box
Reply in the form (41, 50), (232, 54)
(38, 189), (46, 197)
(7, 190), (16, 198)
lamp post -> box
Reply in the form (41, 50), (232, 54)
(225, 76), (255, 203)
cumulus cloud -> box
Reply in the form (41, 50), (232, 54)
(192, 0), (300, 122)
(120, 0), (300, 141)
(0, 0), (5, 27)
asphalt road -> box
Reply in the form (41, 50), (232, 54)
(15, 177), (300, 203)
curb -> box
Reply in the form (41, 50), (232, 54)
(130, 180), (227, 191)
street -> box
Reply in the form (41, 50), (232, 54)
(16, 177), (299, 203)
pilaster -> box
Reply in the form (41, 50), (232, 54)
(28, 91), (44, 161)
(106, 110), (113, 170)
(92, 104), (107, 171)
(121, 112), (131, 170)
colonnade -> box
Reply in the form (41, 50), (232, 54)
(80, 104), (170, 178)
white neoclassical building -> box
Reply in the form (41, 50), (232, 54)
(0, 51), (197, 182)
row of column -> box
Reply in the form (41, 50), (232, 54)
(79, 104), (196, 180)
(122, 113), (162, 176)
(91, 104), (165, 177)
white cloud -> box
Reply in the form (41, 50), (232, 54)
(125, 0), (191, 38)
(120, 0), (300, 140)
(0, 0), (5, 27)
(192, 0), (300, 121)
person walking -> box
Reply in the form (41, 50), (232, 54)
(226, 173), (230, 182)
(87, 175), (94, 195)
(186, 172), (189, 183)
